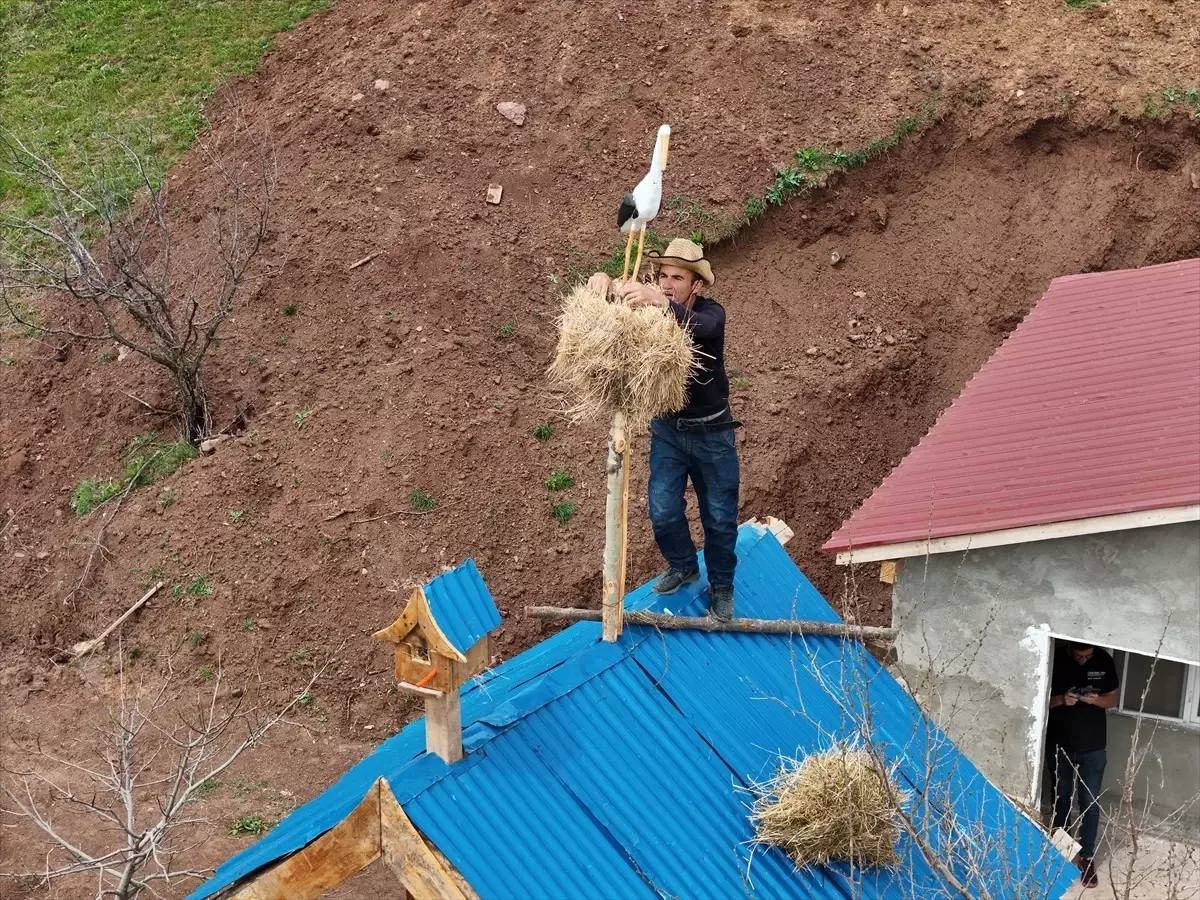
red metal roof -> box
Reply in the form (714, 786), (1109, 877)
(823, 258), (1200, 554)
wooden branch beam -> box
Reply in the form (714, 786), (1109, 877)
(526, 606), (897, 641)
(601, 412), (629, 643)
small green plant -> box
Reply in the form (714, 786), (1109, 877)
(240, 618), (255, 631)
(0, 355), (14, 366)
(159, 489), (176, 509)
(553, 501), (577, 524)
(1064, 0), (1102, 8)
(283, 304), (297, 316)
(229, 816), (272, 837)
(227, 509), (247, 523)
(293, 407), (313, 429)
(70, 477), (123, 515)
(98, 350), (114, 362)
(129, 646), (144, 661)
(494, 322), (516, 339)
(296, 691), (314, 706)
(532, 423), (555, 442)
(291, 647), (309, 661)
(184, 575), (214, 598)
(409, 489), (437, 512)
(196, 777), (221, 797)
(545, 468), (575, 491)
(276, 335), (287, 346)
(384, 309), (398, 321)
(199, 666), (215, 681)
(247, 354), (262, 366)
(189, 631), (207, 648)
(732, 376), (753, 390)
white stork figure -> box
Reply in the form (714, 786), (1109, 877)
(618, 124), (670, 282)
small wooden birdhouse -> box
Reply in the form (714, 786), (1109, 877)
(372, 559), (501, 763)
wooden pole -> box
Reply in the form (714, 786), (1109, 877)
(527, 606), (897, 641)
(615, 441), (631, 637)
(602, 412), (628, 642)
(425, 690), (462, 763)
(69, 581), (163, 658)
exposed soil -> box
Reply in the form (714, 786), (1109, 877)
(2, 0), (1198, 894)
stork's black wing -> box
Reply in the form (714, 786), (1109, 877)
(617, 192), (638, 228)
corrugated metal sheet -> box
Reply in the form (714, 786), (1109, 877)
(825, 259), (1200, 553)
(190, 525), (1075, 900)
(424, 558), (502, 654)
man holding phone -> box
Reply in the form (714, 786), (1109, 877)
(1047, 641), (1120, 888)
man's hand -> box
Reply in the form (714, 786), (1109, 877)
(620, 281), (668, 309)
(1064, 689), (1079, 707)
(587, 273), (614, 299)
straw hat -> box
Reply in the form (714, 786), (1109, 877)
(646, 237), (715, 286)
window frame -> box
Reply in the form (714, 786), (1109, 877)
(1112, 648), (1200, 729)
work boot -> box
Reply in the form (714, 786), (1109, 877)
(709, 586), (734, 622)
(1079, 857), (1098, 889)
(652, 567), (700, 595)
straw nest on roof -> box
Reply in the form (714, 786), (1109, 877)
(548, 285), (696, 431)
(751, 743), (908, 870)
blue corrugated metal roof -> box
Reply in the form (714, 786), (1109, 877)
(190, 524), (1076, 900)
(424, 558), (502, 655)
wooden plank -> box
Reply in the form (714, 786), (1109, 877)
(379, 780), (469, 900)
(424, 688), (463, 763)
(526, 606), (897, 641)
(879, 560), (899, 584)
(230, 781), (382, 900)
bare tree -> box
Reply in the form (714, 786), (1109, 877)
(0, 130), (273, 444)
(0, 647), (338, 900)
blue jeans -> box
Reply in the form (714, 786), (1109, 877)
(647, 416), (740, 589)
(1052, 747), (1107, 860)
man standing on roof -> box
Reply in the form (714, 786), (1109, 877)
(1047, 640), (1120, 889)
(588, 238), (740, 621)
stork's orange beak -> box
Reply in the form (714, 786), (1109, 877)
(661, 133), (670, 170)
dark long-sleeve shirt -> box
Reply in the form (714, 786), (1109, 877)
(666, 296), (729, 419)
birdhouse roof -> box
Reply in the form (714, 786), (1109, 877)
(421, 558), (501, 655)
(190, 524), (1076, 900)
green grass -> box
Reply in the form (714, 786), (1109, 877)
(743, 101), (936, 226)
(0, 0), (331, 218)
(296, 690), (313, 706)
(189, 630), (207, 648)
(227, 509), (247, 523)
(0, 354), (14, 365)
(186, 575), (214, 597)
(1140, 87), (1200, 119)
(195, 776), (221, 796)
(282, 304), (297, 316)
(229, 815), (272, 837)
(532, 423), (555, 442)
(544, 469), (575, 491)
(597, 229), (670, 278)
(71, 477), (123, 515)
(291, 647), (309, 661)
(409, 489), (437, 512)
(293, 407), (313, 429)
(240, 618), (255, 631)
(494, 323), (516, 339)
(198, 666), (215, 681)
(1064, 0), (1103, 8)
(552, 501), (577, 524)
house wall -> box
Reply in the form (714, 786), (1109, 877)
(891, 521), (1200, 823)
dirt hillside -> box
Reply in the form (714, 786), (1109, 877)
(2, 0), (1198, 893)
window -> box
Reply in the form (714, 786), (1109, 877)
(1110, 648), (1200, 727)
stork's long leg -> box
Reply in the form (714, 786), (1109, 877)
(620, 228), (636, 283)
(630, 226), (648, 282)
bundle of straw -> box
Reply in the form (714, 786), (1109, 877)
(751, 743), (908, 870)
(548, 285), (697, 430)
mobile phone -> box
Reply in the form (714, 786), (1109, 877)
(1076, 686), (1097, 697)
